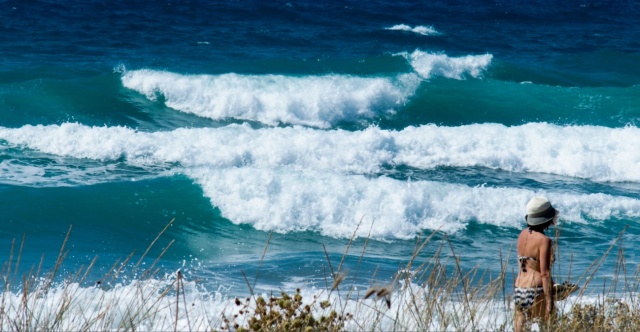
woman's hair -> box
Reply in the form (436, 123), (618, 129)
(529, 219), (553, 233)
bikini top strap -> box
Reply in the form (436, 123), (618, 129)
(518, 256), (538, 262)
(518, 256), (537, 272)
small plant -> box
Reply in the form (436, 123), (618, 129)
(220, 289), (350, 332)
(551, 297), (640, 332)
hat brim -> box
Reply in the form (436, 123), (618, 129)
(526, 208), (558, 226)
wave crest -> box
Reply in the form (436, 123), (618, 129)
(122, 70), (420, 128)
(398, 50), (493, 79)
(386, 24), (441, 36)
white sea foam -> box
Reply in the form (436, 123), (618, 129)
(0, 277), (631, 331)
(0, 277), (229, 331)
(386, 24), (440, 36)
(1, 122), (640, 239)
(399, 50), (493, 79)
(1, 122), (639, 182)
(0, 160), (122, 187)
(121, 70), (420, 128)
(0, 278), (508, 331)
(187, 167), (640, 239)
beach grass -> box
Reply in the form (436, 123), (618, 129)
(0, 219), (638, 331)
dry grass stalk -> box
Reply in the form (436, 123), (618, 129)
(0, 218), (639, 331)
(0, 218), (200, 331)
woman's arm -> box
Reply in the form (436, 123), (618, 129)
(539, 237), (554, 314)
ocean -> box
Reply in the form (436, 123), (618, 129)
(1, 0), (639, 330)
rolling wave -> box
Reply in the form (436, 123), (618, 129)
(0, 122), (638, 239)
(121, 70), (420, 128)
(0, 122), (637, 182)
(188, 167), (640, 239)
(120, 52), (492, 127)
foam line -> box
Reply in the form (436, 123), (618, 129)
(0, 122), (638, 183)
(0, 268), (625, 331)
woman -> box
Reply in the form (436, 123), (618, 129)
(514, 197), (558, 332)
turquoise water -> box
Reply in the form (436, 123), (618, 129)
(1, 0), (639, 301)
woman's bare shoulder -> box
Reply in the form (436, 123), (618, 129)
(517, 229), (552, 245)
(532, 232), (552, 246)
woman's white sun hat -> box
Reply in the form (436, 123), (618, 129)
(525, 197), (558, 226)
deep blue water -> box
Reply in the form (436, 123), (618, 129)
(1, 0), (639, 300)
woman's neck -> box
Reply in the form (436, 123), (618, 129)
(528, 227), (545, 234)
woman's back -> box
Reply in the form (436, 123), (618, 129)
(515, 228), (553, 287)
